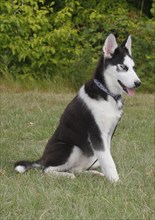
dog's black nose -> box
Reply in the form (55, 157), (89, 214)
(134, 81), (141, 88)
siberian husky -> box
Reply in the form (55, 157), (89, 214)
(15, 34), (141, 182)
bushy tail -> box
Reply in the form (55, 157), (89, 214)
(14, 159), (42, 173)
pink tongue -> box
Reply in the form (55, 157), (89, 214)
(127, 88), (135, 96)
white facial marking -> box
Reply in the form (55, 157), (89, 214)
(124, 55), (135, 69)
(104, 55), (140, 94)
(118, 55), (140, 88)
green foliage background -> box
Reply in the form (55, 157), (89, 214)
(0, 0), (155, 91)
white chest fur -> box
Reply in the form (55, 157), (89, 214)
(79, 86), (123, 136)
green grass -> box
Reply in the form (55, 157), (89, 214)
(0, 91), (154, 220)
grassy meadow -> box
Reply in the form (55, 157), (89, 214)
(0, 90), (154, 220)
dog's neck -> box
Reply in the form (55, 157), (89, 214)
(93, 79), (121, 102)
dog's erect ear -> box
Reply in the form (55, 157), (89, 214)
(124, 35), (132, 56)
(103, 34), (118, 58)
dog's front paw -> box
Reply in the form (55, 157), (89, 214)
(105, 168), (119, 183)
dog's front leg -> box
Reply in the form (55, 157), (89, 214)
(94, 138), (119, 183)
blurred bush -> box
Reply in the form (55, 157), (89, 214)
(0, 0), (154, 91)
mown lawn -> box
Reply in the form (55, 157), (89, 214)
(0, 91), (154, 220)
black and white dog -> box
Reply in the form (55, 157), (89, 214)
(15, 34), (141, 182)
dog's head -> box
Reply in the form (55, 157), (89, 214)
(103, 34), (141, 96)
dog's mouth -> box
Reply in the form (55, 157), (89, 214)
(118, 80), (135, 96)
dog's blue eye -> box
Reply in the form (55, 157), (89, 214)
(120, 65), (128, 71)
(117, 64), (128, 72)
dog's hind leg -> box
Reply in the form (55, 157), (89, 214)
(84, 170), (104, 177)
(42, 145), (83, 179)
(44, 167), (75, 179)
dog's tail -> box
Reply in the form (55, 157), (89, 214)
(14, 159), (42, 173)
